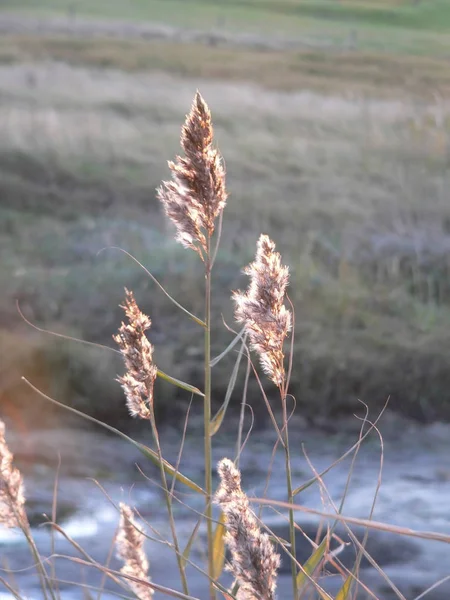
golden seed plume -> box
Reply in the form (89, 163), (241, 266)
(157, 91), (227, 257)
(0, 420), (26, 529)
(215, 458), (280, 600)
(233, 234), (291, 387)
(113, 289), (157, 420)
(116, 503), (153, 599)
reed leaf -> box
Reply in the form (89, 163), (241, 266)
(335, 573), (354, 600)
(212, 511), (226, 580)
(210, 338), (245, 436)
(296, 537), (328, 590)
(22, 378), (205, 496)
(157, 369), (204, 397)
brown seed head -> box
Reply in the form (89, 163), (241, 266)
(215, 458), (280, 600)
(113, 289), (157, 420)
(116, 503), (153, 599)
(233, 234), (291, 387)
(157, 91), (227, 257)
(0, 420), (26, 529)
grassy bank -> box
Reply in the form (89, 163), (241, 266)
(1, 2), (450, 426)
(2, 58), (450, 425)
(2, 35), (450, 98)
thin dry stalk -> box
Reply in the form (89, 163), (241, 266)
(157, 90), (227, 258)
(114, 289), (189, 595)
(113, 288), (157, 420)
(215, 459), (280, 600)
(233, 234), (291, 389)
(116, 503), (153, 599)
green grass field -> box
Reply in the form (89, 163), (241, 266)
(3, 0), (450, 54)
(4, 0), (450, 30)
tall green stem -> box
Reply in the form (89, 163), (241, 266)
(281, 391), (298, 599)
(204, 235), (214, 600)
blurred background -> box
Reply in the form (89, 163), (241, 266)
(2, 2), (450, 599)
(2, 0), (450, 428)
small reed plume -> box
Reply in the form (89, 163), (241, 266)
(0, 420), (26, 528)
(233, 234), (291, 387)
(215, 458), (280, 600)
(113, 289), (157, 420)
(116, 503), (153, 599)
(157, 91), (227, 257)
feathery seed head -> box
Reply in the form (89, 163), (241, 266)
(113, 289), (157, 420)
(233, 234), (291, 387)
(116, 503), (153, 599)
(0, 420), (26, 529)
(215, 458), (280, 600)
(157, 91), (227, 257)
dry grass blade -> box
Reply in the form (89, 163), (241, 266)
(296, 537), (328, 592)
(252, 497), (450, 544)
(0, 576), (23, 600)
(42, 579), (134, 600)
(22, 378), (205, 495)
(335, 573), (353, 600)
(97, 247), (206, 327)
(212, 511), (226, 580)
(50, 555), (199, 600)
(50, 453), (61, 600)
(334, 412), (385, 599)
(156, 371), (204, 397)
(235, 345), (252, 466)
(413, 575), (450, 600)
(292, 404), (389, 496)
(210, 327), (245, 368)
(210, 336), (246, 436)
(301, 440), (405, 600)
(181, 513), (203, 570)
(19, 300), (204, 397)
(43, 521), (126, 591)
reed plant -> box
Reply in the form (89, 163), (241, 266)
(2, 92), (450, 600)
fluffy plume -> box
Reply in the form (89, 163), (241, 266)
(113, 289), (157, 420)
(233, 234), (291, 387)
(157, 91), (227, 257)
(116, 503), (153, 599)
(215, 459), (280, 600)
(0, 420), (26, 528)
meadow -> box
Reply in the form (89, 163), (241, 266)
(1, 0), (450, 427)
(2, 3), (450, 600)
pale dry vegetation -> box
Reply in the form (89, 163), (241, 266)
(2, 57), (450, 424)
(1, 91), (450, 600)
